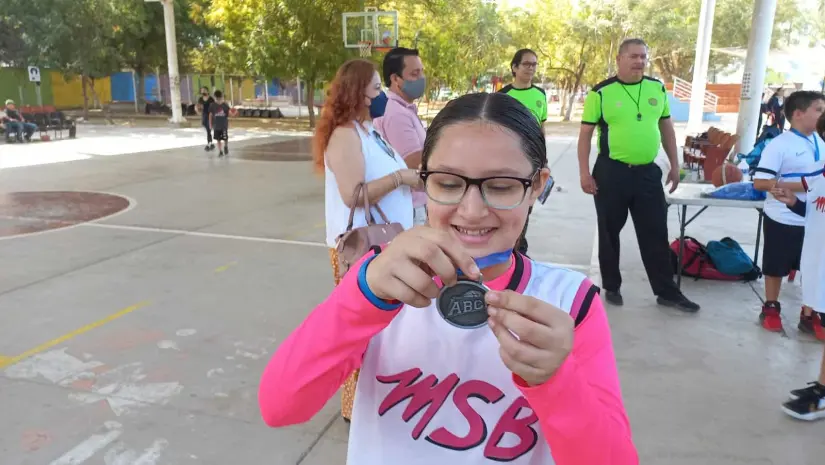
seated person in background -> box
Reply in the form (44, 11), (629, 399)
(0, 108), (8, 141)
(3, 99), (37, 142)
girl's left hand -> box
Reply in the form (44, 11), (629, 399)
(486, 290), (574, 387)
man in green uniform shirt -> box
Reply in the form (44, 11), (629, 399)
(578, 38), (699, 312)
(499, 48), (547, 255)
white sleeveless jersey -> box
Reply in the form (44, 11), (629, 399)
(325, 121), (414, 247)
(802, 173), (825, 312)
(347, 259), (588, 464)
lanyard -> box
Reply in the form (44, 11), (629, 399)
(790, 128), (820, 162)
(457, 249), (513, 277)
(781, 167), (825, 178)
(371, 130), (396, 160)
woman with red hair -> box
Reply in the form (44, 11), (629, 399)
(314, 58), (419, 421)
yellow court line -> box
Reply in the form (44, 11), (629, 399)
(214, 261), (238, 273)
(0, 301), (150, 370)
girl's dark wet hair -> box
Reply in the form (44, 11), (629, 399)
(421, 92), (547, 172)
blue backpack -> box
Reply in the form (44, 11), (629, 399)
(705, 237), (762, 281)
(736, 126), (781, 176)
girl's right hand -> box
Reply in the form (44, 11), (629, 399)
(365, 226), (481, 308)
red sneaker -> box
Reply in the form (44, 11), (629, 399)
(760, 303), (783, 332)
(812, 313), (825, 342)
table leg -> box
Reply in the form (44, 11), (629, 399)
(677, 204), (687, 289)
(754, 209), (764, 266)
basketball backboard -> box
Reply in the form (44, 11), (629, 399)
(342, 8), (399, 52)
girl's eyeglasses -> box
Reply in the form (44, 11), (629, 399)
(419, 170), (548, 210)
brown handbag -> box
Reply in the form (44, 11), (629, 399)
(335, 182), (405, 277)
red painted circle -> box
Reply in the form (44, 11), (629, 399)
(0, 191), (130, 238)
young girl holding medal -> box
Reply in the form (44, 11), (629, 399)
(260, 92), (638, 464)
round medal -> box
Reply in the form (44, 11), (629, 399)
(436, 278), (490, 329)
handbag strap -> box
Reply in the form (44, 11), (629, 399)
(345, 183), (365, 231)
(345, 182), (379, 232)
(361, 182), (375, 225)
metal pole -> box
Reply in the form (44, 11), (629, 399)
(229, 77), (235, 104)
(734, 0), (778, 156)
(297, 77), (302, 118)
(687, 0), (716, 133)
(160, 0), (184, 123)
(131, 70), (139, 113)
(35, 82), (43, 106)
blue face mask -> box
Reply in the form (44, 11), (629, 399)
(369, 91), (388, 118)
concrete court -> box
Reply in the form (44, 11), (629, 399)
(0, 121), (822, 465)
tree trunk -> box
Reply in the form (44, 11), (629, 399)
(90, 78), (101, 109)
(564, 66), (586, 122)
(306, 77), (316, 129)
(81, 75), (89, 120)
(134, 66), (146, 112)
(559, 87), (568, 117)
(88, 77), (114, 124)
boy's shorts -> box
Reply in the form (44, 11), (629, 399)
(213, 129), (228, 141)
(761, 215), (804, 277)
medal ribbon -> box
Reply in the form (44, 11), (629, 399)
(457, 249), (513, 277)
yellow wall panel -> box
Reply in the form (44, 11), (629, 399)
(50, 72), (112, 109)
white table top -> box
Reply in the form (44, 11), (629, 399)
(666, 182), (765, 208)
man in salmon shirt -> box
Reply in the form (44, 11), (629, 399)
(374, 47), (428, 225)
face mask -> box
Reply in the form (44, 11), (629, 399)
(369, 91), (388, 118)
(401, 77), (426, 100)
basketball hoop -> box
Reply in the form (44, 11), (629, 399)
(358, 41), (373, 57)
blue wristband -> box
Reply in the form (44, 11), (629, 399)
(358, 255), (403, 311)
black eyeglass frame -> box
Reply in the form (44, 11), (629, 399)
(418, 169), (540, 210)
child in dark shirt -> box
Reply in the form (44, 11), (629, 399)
(208, 90), (232, 157)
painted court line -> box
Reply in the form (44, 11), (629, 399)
(49, 421), (123, 465)
(213, 261), (238, 273)
(0, 302), (150, 370)
(79, 222), (327, 248)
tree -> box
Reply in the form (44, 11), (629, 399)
(112, 0), (211, 108)
(1, 0), (122, 119)
(205, 0), (361, 128)
(386, 0), (511, 98)
(624, 0), (816, 82)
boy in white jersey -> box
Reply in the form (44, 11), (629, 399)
(773, 171), (825, 420)
(753, 91), (825, 335)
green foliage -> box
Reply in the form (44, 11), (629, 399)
(3, 0), (822, 121)
(203, 0), (362, 126)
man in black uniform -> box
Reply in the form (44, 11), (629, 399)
(197, 87), (215, 151)
(578, 38), (699, 312)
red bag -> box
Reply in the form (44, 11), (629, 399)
(670, 237), (740, 281)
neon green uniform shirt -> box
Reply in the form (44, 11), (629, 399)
(499, 84), (548, 124)
(581, 76), (670, 165)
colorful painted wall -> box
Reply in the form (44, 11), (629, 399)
(0, 68), (54, 106)
(1, 67), (266, 110)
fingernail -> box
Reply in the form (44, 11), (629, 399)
(469, 262), (480, 276)
(486, 291), (500, 304)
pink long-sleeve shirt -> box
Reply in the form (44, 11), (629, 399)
(259, 251), (638, 465)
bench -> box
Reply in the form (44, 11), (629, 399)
(19, 105), (76, 140)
